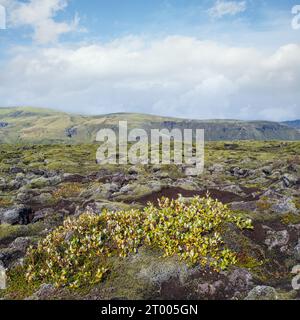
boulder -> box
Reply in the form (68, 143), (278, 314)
(32, 193), (53, 205)
(10, 166), (24, 174)
(119, 184), (133, 194)
(231, 201), (257, 212)
(282, 174), (298, 188)
(271, 197), (298, 214)
(0, 208), (20, 225)
(245, 286), (279, 300)
(32, 208), (54, 223)
(65, 127), (77, 138)
(7, 179), (21, 190)
(26, 284), (56, 300)
(27, 176), (61, 189)
(197, 280), (224, 298)
(152, 165), (161, 173)
(208, 164), (224, 174)
(0, 122), (8, 128)
(0, 248), (24, 269)
(0, 206), (33, 225)
(262, 166), (272, 176)
(226, 268), (253, 293)
(230, 167), (251, 178)
(294, 241), (300, 261)
(128, 166), (140, 175)
(9, 237), (31, 254)
(264, 228), (289, 250)
(16, 191), (32, 203)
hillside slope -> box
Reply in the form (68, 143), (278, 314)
(282, 120), (300, 130)
(0, 107), (300, 143)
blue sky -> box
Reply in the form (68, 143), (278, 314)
(0, 0), (300, 120)
(2, 0), (299, 46)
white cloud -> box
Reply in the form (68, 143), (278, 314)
(0, 36), (300, 121)
(0, 3), (6, 29)
(1, 0), (79, 43)
(209, 1), (247, 18)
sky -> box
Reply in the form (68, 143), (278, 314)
(0, 0), (300, 121)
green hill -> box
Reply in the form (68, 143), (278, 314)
(0, 107), (300, 143)
(282, 120), (300, 130)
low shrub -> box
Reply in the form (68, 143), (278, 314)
(26, 196), (253, 289)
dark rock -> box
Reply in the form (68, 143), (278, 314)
(230, 167), (250, 178)
(128, 166), (139, 175)
(152, 165), (161, 173)
(287, 164), (298, 173)
(63, 173), (85, 183)
(282, 174), (298, 188)
(9, 237), (31, 254)
(0, 248), (24, 269)
(10, 167), (24, 174)
(0, 206), (33, 225)
(197, 280), (224, 298)
(224, 143), (239, 150)
(262, 166), (272, 176)
(0, 122), (8, 128)
(30, 169), (47, 176)
(19, 207), (33, 225)
(32, 208), (54, 223)
(65, 127), (78, 138)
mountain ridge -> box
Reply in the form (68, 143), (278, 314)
(282, 120), (300, 130)
(0, 107), (300, 143)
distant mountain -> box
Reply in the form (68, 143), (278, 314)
(282, 120), (300, 130)
(0, 107), (300, 143)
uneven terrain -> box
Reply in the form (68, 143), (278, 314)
(0, 141), (299, 300)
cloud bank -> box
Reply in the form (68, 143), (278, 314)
(1, 36), (299, 121)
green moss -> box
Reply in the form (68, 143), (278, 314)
(277, 290), (298, 300)
(0, 223), (45, 242)
(257, 197), (272, 211)
(98, 247), (166, 299)
(294, 198), (300, 210)
(281, 213), (300, 225)
(1, 266), (41, 300)
(0, 196), (13, 207)
(236, 254), (264, 269)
